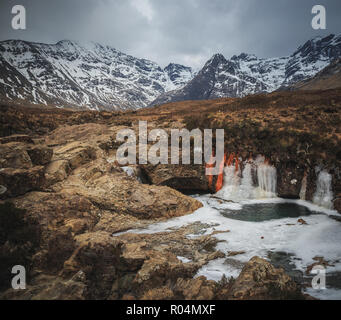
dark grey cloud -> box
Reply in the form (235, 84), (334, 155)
(0, 0), (340, 68)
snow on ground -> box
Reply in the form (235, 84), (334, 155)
(122, 195), (341, 300)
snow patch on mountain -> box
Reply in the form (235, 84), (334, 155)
(0, 40), (194, 110)
(151, 34), (341, 106)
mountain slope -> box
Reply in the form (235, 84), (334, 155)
(151, 34), (341, 106)
(288, 58), (341, 91)
(0, 40), (194, 110)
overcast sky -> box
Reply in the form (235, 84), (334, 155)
(0, 0), (340, 69)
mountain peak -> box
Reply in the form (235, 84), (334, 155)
(211, 53), (226, 61)
(293, 34), (341, 58)
(205, 53), (227, 68)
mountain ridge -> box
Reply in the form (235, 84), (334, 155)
(150, 34), (341, 106)
(0, 39), (194, 110)
(1, 34), (341, 110)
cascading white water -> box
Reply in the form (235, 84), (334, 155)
(216, 157), (277, 201)
(256, 163), (277, 198)
(239, 163), (254, 199)
(313, 170), (334, 209)
(217, 164), (241, 201)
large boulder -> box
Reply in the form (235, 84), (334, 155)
(227, 256), (305, 300)
(58, 161), (203, 220)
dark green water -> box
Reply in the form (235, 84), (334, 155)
(220, 202), (316, 222)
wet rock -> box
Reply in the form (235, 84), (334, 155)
(227, 256), (305, 300)
(305, 168), (318, 202)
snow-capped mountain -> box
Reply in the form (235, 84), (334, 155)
(151, 34), (341, 106)
(0, 40), (194, 110)
(1, 34), (340, 110)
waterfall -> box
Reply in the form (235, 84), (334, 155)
(313, 170), (334, 209)
(213, 156), (334, 210)
(239, 163), (254, 199)
(217, 164), (241, 201)
(216, 156), (277, 201)
(256, 163), (277, 198)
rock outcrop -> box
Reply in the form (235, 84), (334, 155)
(227, 257), (305, 300)
(0, 123), (204, 299)
(141, 164), (209, 192)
